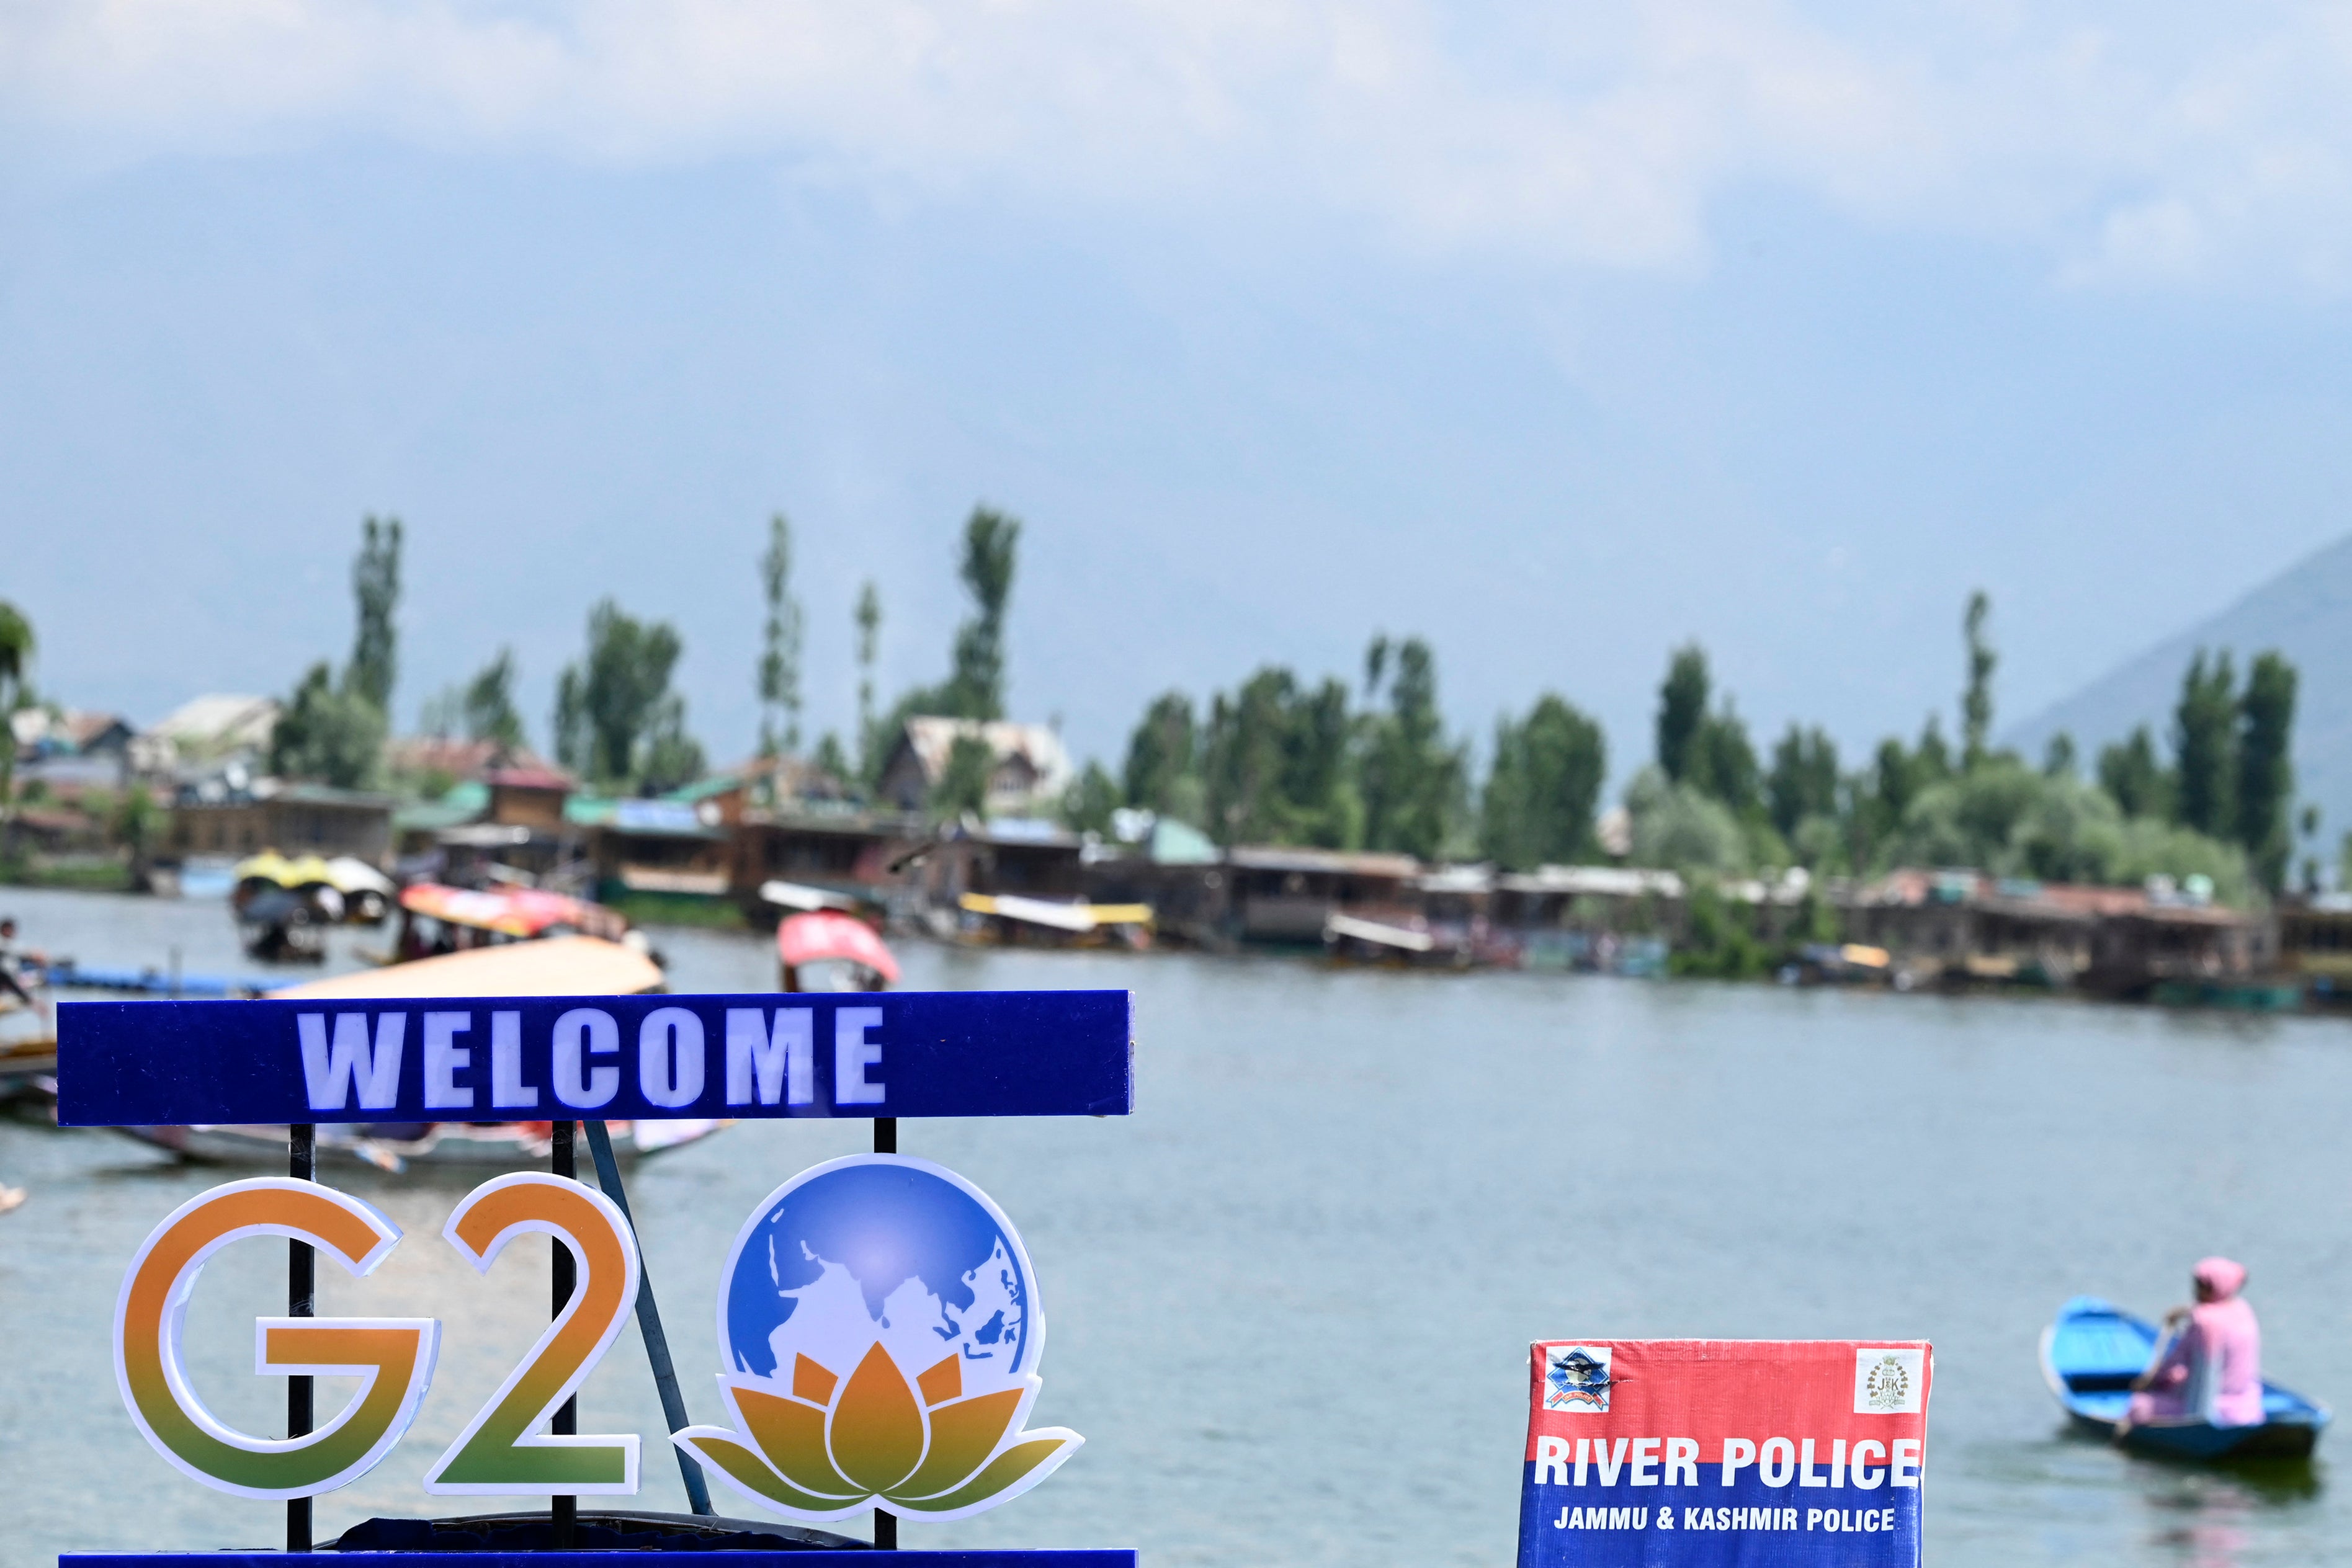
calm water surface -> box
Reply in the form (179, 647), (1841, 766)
(2, 885), (2348, 1566)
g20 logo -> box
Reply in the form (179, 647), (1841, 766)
(111, 1157), (1076, 1521)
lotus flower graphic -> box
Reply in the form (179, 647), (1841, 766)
(674, 1155), (1081, 1523)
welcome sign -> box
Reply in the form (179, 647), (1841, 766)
(58, 991), (1131, 1126)
(1516, 1340), (1933, 1567)
(56, 989), (1136, 1568)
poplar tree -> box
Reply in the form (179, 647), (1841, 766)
(553, 599), (694, 788)
(757, 514), (804, 757)
(1961, 590), (1995, 772)
(346, 515), (401, 716)
(1767, 724), (1840, 839)
(1480, 695), (1607, 870)
(463, 649), (525, 751)
(854, 581), (881, 779)
(1122, 692), (1198, 816)
(2235, 651), (2298, 890)
(1656, 645), (1709, 783)
(943, 507), (1018, 721)
(2097, 726), (2170, 819)
(2172, 650), (2237, 840)
(0, 600), (34, 811)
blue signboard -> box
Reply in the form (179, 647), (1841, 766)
(58, 990), (1131, 1126)
(64, 1555), (1134, 1567)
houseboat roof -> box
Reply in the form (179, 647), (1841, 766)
(270, 935), (661, 999)
(1495, 865), (1687, 898)
(1225, 845), (1421, 878)
(398, 882), (630, 940)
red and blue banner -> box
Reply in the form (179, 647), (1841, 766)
(1516, 1340), (1933, 1567)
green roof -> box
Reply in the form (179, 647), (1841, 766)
(391, 780), (487, 832)
(661, 774), (743, 804)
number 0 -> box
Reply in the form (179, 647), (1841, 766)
(423, 1173), (643, 1494)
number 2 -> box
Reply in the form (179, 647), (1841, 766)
(423, 1173), (643, 1495)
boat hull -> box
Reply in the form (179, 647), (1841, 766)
(2041, 1295), (2329, 1464)
(110, 1118), (728, 1173)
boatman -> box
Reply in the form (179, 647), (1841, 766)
(2121, 1256), (2263, 1432)
(0, 915), (32, 1004)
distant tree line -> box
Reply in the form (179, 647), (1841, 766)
(256, 514), (2309, 906)
(1075, 586), (2306, 906)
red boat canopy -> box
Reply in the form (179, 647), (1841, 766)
(398, 883), (630, 941)
(777, 911), (900, 986)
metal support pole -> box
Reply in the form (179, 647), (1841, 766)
(287, 1123), (315, 1555)
(873, 1115), (897, 1549)
(552, 1120), (577, 1549)
(581, 1119), (713, 1515)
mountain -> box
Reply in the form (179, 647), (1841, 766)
(2011, 533), (2352, 844)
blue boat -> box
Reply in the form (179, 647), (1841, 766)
(2041, 1295), (2330, 1461)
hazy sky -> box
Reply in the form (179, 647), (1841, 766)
(8, 1), (2352, 783)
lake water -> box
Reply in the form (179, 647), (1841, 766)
(2, 884), (2348, 1566)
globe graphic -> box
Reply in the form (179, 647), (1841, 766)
(722, 1159), (1033, 1390)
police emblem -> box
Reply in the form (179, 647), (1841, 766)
(1544, 1345), (1611, 1413)
(1852, 1345), (1925, 1413)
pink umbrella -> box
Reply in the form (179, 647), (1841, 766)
(777, 911), (900, 987)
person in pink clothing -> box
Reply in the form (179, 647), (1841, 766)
(2121, 1256), (2265, 1431)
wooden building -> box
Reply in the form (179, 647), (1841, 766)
(171, 783), (396, 866)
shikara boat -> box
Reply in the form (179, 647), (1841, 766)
(112, 935), (729, 1173)
(777, 909), (900, 991)
(2041, 1295), (2330, 1461)
(388, 882), (635, 960)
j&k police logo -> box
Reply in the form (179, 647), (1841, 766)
(1855, 1347), (1925, 1414)
(1544, 1345), (1612, 1413)
(673, 1154), (1081, 1523)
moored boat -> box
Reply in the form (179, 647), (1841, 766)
(777, 908), (900, 991)
(2040, 1294), (2329, 1461)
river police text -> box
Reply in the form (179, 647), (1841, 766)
(1549, 1506), (1903, 1533)
(1532, 1437), (1921, 1489)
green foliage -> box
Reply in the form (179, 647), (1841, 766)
(933, 734), (995, 821)
(1122, 692), (1198, 818)
(1885, 758), (2255, 904)
(941, 507), (1019, 721)
(1655, 644), (1709, 782)
(1359, 637), (1465, 860)
(1767, 724), (1839, 839)
(2042, 732), (2077, 778)
(758, 514), (804, 757)
(347, 515), (402, 715)
(1961, 590), (1995, 770)
(552, 600), (697, 790)
(1062, 761), (1121, 835)
(112, 783), (161, 859)
(1649, 644), (1761, 815)
(2096, 726), (2170, 820)
(1625, 766), (1748, 874)
(886, 507), (1021, 750)
(1669, 883), (1769, 979)
(0, 599), (30, 706)
(854, 581), (882, 782)
(1202, 667), (1363, 848)
(1480, 694), (1606, 871)
(1689, 703), (1762, 814)
(270, 661), (387, 788)
(638, 695), (706, 795)
(0, 597), (31, 808)
(2172, 649), (2237, 839)
(463, 648), (526, 749)
(812, 732), (852, 786)
(2235, 651), (2297, 891)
